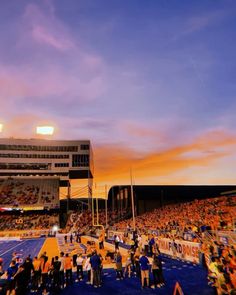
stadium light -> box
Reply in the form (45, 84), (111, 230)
(52, 225), (59, 232)
(36, 126), (54, 135)
(0, 123), (3, 133)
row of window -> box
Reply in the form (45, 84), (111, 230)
(0, 163), (51, 170)
(0, 153), (69, 159)
(54, 163), (69, 168)
(81, 144), (89, 150)
(72, 154), (89, 167)
(0, 145), (79, 152)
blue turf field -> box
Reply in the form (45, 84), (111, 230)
(0, 239), (215, 295)
(0, 238), (45, 269)
(61, 255), (214, 295)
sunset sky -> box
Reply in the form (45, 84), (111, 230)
(0, 0), (236, 187)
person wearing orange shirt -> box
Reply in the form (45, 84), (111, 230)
(41, 256), (50, 295)
(32, 256), (41, 292)
(64, 253), (73, 285)
(228, 268), (236, 290)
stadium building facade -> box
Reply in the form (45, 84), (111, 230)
(0, 138), (94, 199)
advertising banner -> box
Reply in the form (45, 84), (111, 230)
(157, 238), (200, 263)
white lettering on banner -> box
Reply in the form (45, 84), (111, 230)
(157, 238), (200, 263)
(108, 230), (125, 241)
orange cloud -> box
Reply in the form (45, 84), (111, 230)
(93, 129), (236, 187)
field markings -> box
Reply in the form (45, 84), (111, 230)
(0, 240), (27, 256)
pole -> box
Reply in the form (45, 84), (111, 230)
(130, 168), (136, 231)
(67, 181), (71, 214)
(92, 186), (94, 226)
(105, 185), (108, 228)
(96, 197), (99, 225)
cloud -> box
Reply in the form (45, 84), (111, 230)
(93, 129), (236, 185)
(172, 9), (229, 40)
(23, 3), (75, 51)
(32, 25), (74, 51)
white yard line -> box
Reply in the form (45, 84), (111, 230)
(0, 240), (27, 256)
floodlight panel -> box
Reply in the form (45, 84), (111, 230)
(36, 126), (54, 135)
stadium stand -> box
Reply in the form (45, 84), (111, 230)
(0, 213), (59, 231)
(0, 177), (59, 208)
(112, 195), (236, 238)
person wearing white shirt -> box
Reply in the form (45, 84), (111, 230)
(75, 254), (84, 282)
(58, 252), (65, 288)
(84, 255), (92, 284)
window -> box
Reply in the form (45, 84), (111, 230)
(0, 153), (70, 159)
(0, 145), (78, 152)
(55, 163), (69, 168)
(81, 144), (89, 150)
(72, 154), (89, 167)
(0, 163), (50, 170)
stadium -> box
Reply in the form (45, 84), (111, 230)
(0, 136), (235, 295)
(1, 1), (236, 294)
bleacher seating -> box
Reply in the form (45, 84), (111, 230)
(0, 177), (59, 208)
(112, 195), (236, 241)
(0, 213), (59, 231)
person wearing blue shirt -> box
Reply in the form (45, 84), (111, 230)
(6, 260), (18, 295)
(149, 236), (155, 256)
(90, 251), (101, 288)
(139, 252), (150, 289)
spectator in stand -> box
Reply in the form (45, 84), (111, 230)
(139, 252), (150, 289)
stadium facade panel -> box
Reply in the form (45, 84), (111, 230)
(0, 138), (94, 200)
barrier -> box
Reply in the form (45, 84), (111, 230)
(157, 238), (200, 263)
(0, 229), (50, 239)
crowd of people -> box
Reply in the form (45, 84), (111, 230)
(0, 214), (59, 232)
(0, 243), (166, 295)
(206, 242), (236, 294)
(0, 178), (59, 207)
(0, 190), (235, 294)
(113, 195), (236, 241)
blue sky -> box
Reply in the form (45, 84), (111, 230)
(0, 0), (236, 185)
